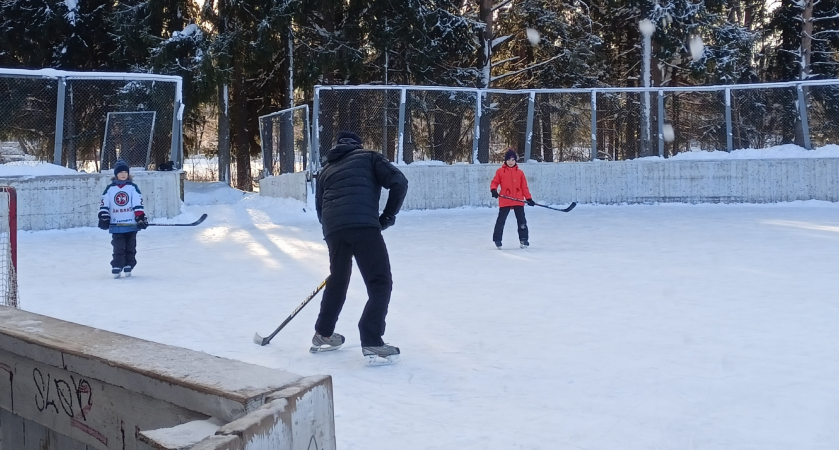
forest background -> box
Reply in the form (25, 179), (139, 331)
(0, 0), (836, 189)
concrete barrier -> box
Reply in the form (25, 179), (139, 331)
(0, 306), (335, 450)
(0, 171), (183, 231)
(259, 172), (309, 203)
(259, 159), (839, 208)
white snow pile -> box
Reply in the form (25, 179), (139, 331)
(183, 181), (247, 205)
(0, 162), (80, 177)
(636, 143), (839, 161)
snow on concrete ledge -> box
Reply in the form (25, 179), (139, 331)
(0, 306), (336, 450)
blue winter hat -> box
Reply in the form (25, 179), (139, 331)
(113, 159), (130, 176)
(336, 130), (362, 146)
(504, 149), (518, 161)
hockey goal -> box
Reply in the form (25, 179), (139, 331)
(0, 187), (18, 308)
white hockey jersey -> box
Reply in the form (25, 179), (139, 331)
(100, 181), (144, 231)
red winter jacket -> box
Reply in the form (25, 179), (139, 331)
(490, 163), (531, 208)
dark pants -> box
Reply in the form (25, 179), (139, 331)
(111, 232), (137, 269)
(493, 206), (528, 243)
(316, 227), (393, 347)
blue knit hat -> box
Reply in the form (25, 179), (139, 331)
(504, 149), (518, 161)
(113, 159), (130, 176)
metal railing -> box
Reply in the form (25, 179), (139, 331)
(312, 80), (838, 168)
(0, 68), (183, 171)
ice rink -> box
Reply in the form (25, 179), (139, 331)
(19, 186), (839, 450)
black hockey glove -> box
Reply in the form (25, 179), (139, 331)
(97, 212), (110, 230)
(526, 198), (535, 206)
(135, 213), (149, 230)
(491, 189), (499, 198)
(379, 214), (396, 231)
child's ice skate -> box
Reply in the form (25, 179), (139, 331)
(520, 239), (529, 249)
(123, 266), (132, 277)
(111, 268), (122, 279)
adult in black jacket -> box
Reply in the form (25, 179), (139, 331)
(313, 131), (408, 364)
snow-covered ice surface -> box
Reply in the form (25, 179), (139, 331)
(18, 184), (839, 450)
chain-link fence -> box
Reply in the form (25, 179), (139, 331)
(313, 80), (838, 167)
(0, 69), (182, 172)
(259, 105), (312, 177)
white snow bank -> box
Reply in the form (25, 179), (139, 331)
(0, 162), (80, 177)
(635, 144), (839, 161)
(184, 181), (247, 205)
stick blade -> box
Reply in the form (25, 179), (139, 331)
(254, 332), (269, 346)
(562, 202), (577, 212)
(194, 213), (208, 225)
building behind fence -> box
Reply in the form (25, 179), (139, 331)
(0, 68), (183, 172)
(311, 80), (839, 169)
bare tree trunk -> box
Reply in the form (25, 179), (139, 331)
(476, 0), (492, 163)
(233, 60), (252, 191)
(795, 0), (813, 146)
(217, 83), (231, 184)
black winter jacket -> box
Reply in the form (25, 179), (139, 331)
(315, 143), (408, 237)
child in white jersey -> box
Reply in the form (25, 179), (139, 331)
(98, 160), (148, 278)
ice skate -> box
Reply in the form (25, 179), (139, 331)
(310, 332), (345, 353)
(362, 344), (401, 366)
(112, 268), (122, 279)
(520, 239), (529, 249)
(494, 241), (502, 250)
(123, 266), (132, 277)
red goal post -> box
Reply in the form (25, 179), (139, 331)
(0, 187), (17, 308)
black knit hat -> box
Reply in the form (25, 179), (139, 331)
(504, 149), (518, 161)
(113, 159), (130, 176)
(336, 131), (362, 146)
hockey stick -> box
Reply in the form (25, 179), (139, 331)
(148, 214), (208, 227)
(499, 195), (577, 212)
(253, 277), (328, 346)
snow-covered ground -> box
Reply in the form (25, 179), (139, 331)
(17, 179), (839, 449)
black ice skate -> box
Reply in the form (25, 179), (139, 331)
(310, 332), (345, 353)
(123, 266), (132, 277)
(520, 240), (529, 249)
(494, 241), (502, 250)
(362, 344), (401, 366)
(112, 268), (122, 279)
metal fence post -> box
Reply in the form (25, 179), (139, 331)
(53, 77), (66, 166)
(171, 77), (183, 168)
(524, 91), (535, 161)
(725, 88), (733, 152)
(796, 84), (812, 150)
(657, 89), (664, 157)
(312, 88), (321, 171)
(590, 90), (597, 161)
(473, 90), (481, 164)
(397, 88), (407, 164)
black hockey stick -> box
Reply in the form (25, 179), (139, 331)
(499, 195), (576, 212)
(148, 214), (208, 227)
(254, 277), (328, 346)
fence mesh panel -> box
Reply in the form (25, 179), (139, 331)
(806, 84), (839, 147)
(730, 86), (799, 149)
(404, 89), (475, 164)
(0, 76), (58, 163)
(260, 106), (311, 176)
(534, 93), (592, 162)
(66, 78), (176, 172)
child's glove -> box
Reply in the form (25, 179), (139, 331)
(491, 189), (499, 198)
(379, 214), (395, 231)
(97, 212), (110, 230)
(135, 213), (149, 230)
(526, 198), (535, 206)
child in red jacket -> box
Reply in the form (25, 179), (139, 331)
(490, 149), (535, 249)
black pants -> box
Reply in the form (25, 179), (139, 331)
(493, 206), (528, 243)
(111, 232), (137, 269)
(316, 227), (393, 347)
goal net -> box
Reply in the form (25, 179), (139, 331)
(0, 187), (18, 308)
